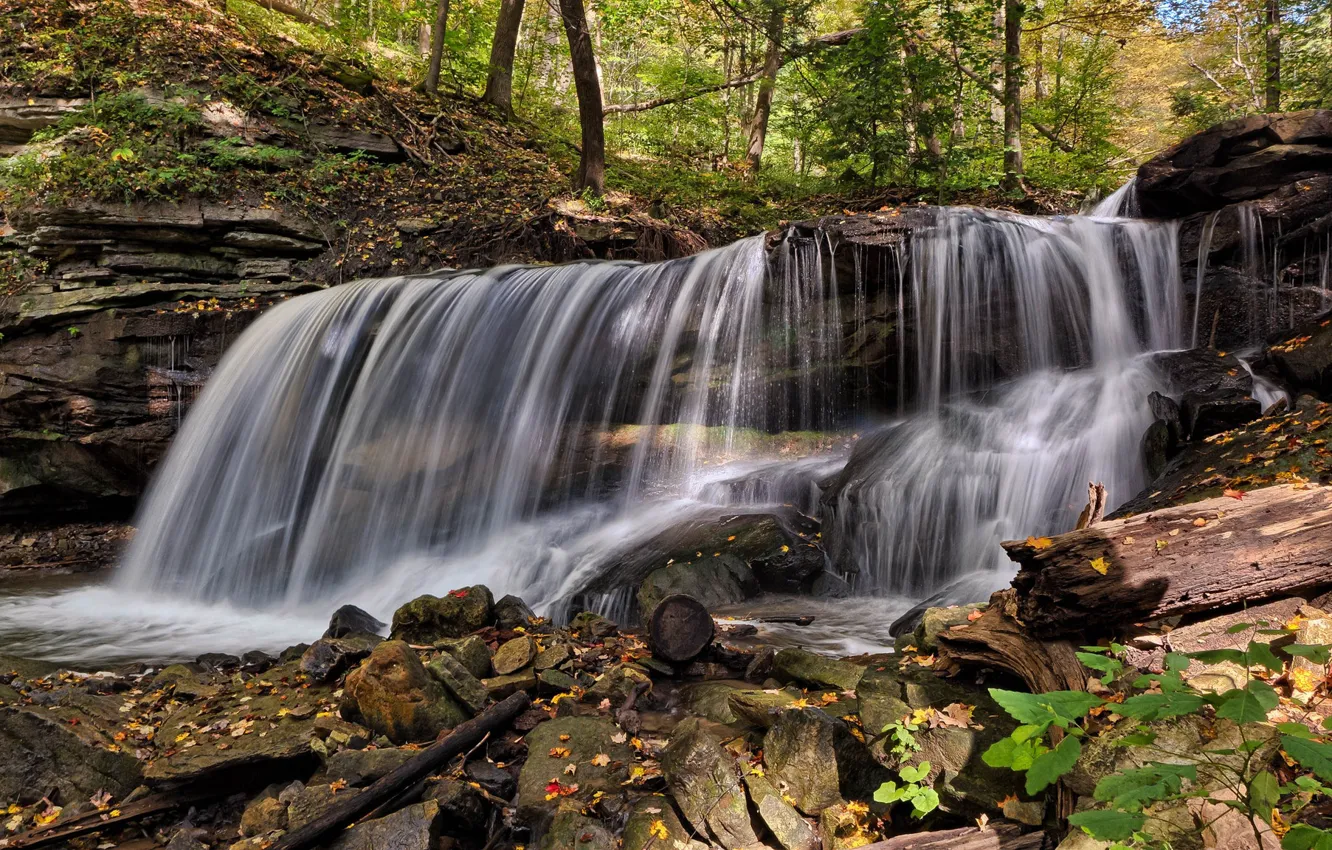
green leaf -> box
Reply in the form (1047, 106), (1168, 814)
(1164, 652), (1191, 672)
(1282, 735), (1332, 782)
(1012, 724), (1046, 744)
(982, 737), (1017, 769)
(1114, 732), (1158, 747)
(1010, 738), (1047, 771)
(1277, 722), (1315, 739)
(1287, 644), (1332, 664)
(989, 688), (1102, 725)
(1077, 652), (1125, 678)
(1215, 680), (1279, 723)
(909, 787), (940, 817)
(1249, 770), (1280, 820)
(1283, 825), (1332, 850)
(1226, 623), (1254, 634)
(1247, 640), (1285, 674)
(1068, 809), (1147, 841)
(1186, 648), (1247, 664)
(1117, 691), (1205, 721)
(899, 761), (931, 783)
(873, 780), (905, 804)
(1093, 762), (1196, 811)
(1025, 734), (1081, 795)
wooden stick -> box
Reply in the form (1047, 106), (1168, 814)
(857, 822), (1044, 850)
(267, 692), (531, 850)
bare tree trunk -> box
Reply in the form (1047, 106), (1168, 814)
(1001, 0), (1024, 191)
(745, 4), (785, 173)
(424, 0), (450, 95)
(559, 0), (606, 194)
(989, 4), (1005, 130)
(1265, 0), (1281, 112)
(483, 0), (526, 116)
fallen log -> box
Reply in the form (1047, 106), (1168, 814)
(860, 822), (1044, 850)
(648, 594), (715, 663)
(1006, 484), (1332, 638)
(2, 789), (220, 850)
(267, 691), (531, 850)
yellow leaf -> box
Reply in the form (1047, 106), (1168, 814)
(649, 819), (669, 840)
(780, 545), (790, 553)
(591, 753), (610, 767)
(1089, 556), (1109, 575)
(549, 746), (571, 758)
(1025, 536), (1054, 550)
(1192, 517), (1208, 527)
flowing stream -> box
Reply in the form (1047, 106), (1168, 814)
(0, 202), (1190, 663)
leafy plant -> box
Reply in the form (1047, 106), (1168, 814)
(980, 622), (1332, 849)
(873, 760), (940, 819)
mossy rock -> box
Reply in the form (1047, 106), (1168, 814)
(772, 647), (865, 691)
(517, 716), (633, 818)
(637, 554), (758, 621)
(342, 641), (467, 744)
(390, 587), (495, 644)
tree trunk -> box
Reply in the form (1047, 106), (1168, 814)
(936, 590), (1087, 694)
(745, 4), (785, 173)
(483, 0), (526, 116)
(1001, 0), (1024, 190)
(1004, 484), (1332, 638)
(1265, 0), (1281, 112)
(424, 0), (450, 95)
(559, 0), (606, 194)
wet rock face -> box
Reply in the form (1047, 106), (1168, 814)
(517, 716), (633, 820)
(661, 717), (761, 848)
(341, 640), (468, 744)
(762, 707), (889, 815)
(1261, 312), (1332, 398)
(0, 698), (143, 802)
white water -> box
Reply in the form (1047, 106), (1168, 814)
(0, 204), (1188, 663)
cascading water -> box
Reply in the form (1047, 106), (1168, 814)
(0, 201), (1190, 662)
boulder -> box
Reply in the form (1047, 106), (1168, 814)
(728, 688), (804, 728)
(517, 717), (632, 818)
(436, 634), (493, 679)
(1150, 349), (1253, 399)
(341, 641), (468, 744)
(483, 669), (539, 698)
(300, 634), (379, 682)
(288, 782), (363, 829)
(239, 794), (288, 837)
(762, 707), (888, 815)
(328, 800), (441, 850)
(913, 604), (987, 653)
(465, 759), (517, 799)
(637, 554), (759, 620)
(569, 611), (617, 638)
(324, 605), (386, 639)
(1137, 111), (1332, 217)
(425, 651), (489, 714)
(661, 717), (761, 848)
(494, 594), (537, 629)
(772, 647), (865, 691)
(390, 587), (495, 644)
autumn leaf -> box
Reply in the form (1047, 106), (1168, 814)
(648, 819), (669, 840)
(330, 778), (348, 793)
(1192, 517), (1208, 527)
(448, 588), (469, 598)
(611, 731), (628, 744)
(1155, 539), (1168, 553)
(1089, 556), (1109, 575)
(1224, 488), (1245, 500)
(967, 608), (984, 621)
(1025, 536), (1054, 550)
(549, 746), (572, 758)
(564, 763), (578, 775)
(591, 753), (610, 767)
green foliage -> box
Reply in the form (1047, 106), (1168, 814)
(979, 621), (1332, 849)
(873, 760), (940, 818)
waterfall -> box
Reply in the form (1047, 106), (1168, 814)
(821, 209), (1182, 595)
(0, 201), (1187, 662)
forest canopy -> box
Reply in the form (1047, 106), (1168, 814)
(23, 0), (1332, 200)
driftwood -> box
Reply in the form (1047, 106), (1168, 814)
(1075, 482), (1107, 530)
(2, 789), (220, 850)
(936, 590), (1087, 695)
(648, 594), (715, 663)
(268, 692), (531, 850)
(1005, 484), (1332, 638)
(861, 822), (1045, 850)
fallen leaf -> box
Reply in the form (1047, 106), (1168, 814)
(549, 746), (572, 758)
(648, 819), (669, 840)
(591, 753), (610, 767)
(1025, 536), (1054, 550)
(1224, 488), (1245, 500)
(1089, 556), (1109, 575)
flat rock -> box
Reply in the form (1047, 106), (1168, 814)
(517, 716), (632, 817)
(744, 771), (820, 850)
(493, 635), (537, 675)
(435, 634), (493, 679)
(623, 794), (708, 850)
(329, 800), (441, 850)
(0, 699), (142, 802)
(772, 647), (865, 691)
